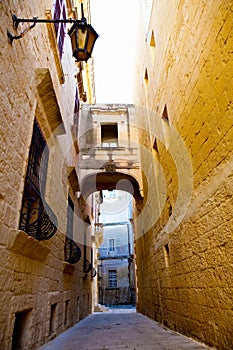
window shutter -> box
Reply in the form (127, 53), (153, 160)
(53, 0), (66, 58)
(53, 0), (61, 35)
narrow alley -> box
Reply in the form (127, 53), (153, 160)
(1, 0), (232, 349)
(38, 308), (211, 350)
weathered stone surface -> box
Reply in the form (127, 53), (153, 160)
(0, 1), (95, 349)
(7, 230), (50, 261)
(134, 1), (233, 349)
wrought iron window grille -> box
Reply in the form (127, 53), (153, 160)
(83, 259), (92, 273)
(64, 236), (81, 264)
(91, 267), (97, 278)
(66, 195), (74, 239)
(19, 119), (58, 240)
(19, 185), (58, 241)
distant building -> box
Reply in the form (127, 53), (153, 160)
(97, 190), (136, 306)
(78, 103), (143, 307)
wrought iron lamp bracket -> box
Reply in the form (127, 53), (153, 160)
(7, 15), (38, 44)
(7, 13), (85, 44)
(7, 3), (98, 62)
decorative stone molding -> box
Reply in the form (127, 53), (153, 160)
(64, 236), (81, 264)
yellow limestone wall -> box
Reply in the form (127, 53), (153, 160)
(0, 0), (95, 348)
(134, 1), (233, 349)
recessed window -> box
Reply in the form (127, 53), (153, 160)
(161, 104), (171, 148)
(162, 105), (169, 122)
(109, 239), (115, 252)
(50, 303), (57, 335)
(77, 297), (80, 322)
(150, 30), (156, 47)
(169, 205), (172, 217)
(144, 68), (148, 82)
(101, 124), (118, 147)
(153, 137), (158, 152)
(12, 310), (32, 350)
(64, 300), (70, 326)
(108, 270), (117, 288)
(164, 244), (170, 268)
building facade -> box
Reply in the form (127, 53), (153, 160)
(0, 0), (97, 348)
(133, 1), (233, 349)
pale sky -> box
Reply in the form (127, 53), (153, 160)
(90, 0), (139, 104)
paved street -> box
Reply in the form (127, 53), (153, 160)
(38, 308), (212, 350)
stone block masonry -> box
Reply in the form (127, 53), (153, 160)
(0, 0), (95, 349)
(134, 0), (233, 349)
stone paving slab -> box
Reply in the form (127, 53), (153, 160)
(38, 310), (213, 350)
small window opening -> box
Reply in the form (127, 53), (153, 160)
(161, 105), (171, 148)
(162, 105), (169, 122)
(169, 205), (172, 217)
(164, 244), (170, 268)
(144, 68), (148, 81)
(101, 124), (118, 147)
(153, 138), (158, 152)
(109, 238), (115, 252)
(77, 297), (80, 322)
(50, 303), (57, 335)
(64, 300), (70, 326)
(12, 310), (32, 350)
(150, 30), (156, 47)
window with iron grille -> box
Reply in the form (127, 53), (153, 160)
(64, 195), (81, 264)
(19, 119), (57, 241)
(66, 195), (74, 239)
(108, 270), (117, 288)
(53, 0), (67, 58)
(26, 120), (48, 195)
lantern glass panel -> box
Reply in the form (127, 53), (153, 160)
(70, 29), (77, 53)
(87, 28), (97, 53)
(77, 27), (87, 50)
